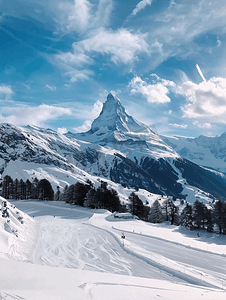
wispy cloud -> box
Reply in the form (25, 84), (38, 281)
(131, 0), (153, 16)
(0, 104), (72, 127)
(56, 0), (113, 34)
(53, 28), (148, 81)
(58, 0), (92, 33)
(0, 85), (14, 99)
(144, 0), (226, 69)
(170, 123), (188, 129)
(129, 74), (175, 103)
(45, 84), (57, 91)
(74, 28), (149, 64)
(192, 121), (212, 129)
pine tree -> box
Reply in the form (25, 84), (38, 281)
(2, 175), (13, 199)
(128, 192), (144, 219)
(37, 179), (54, 200)
(73, 182), (91, 206)
(206, 208), (214, 233)
(180, 203), (193, 230)
(31, 178), (39, 199)
(84, 188), (96, 208)
(192, 200), (208, 230)
(213, 200), (225, 234)
(148, 200), (164, 223)
(25, 179), (32, 199)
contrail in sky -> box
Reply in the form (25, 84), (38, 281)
(196, 64), (206, 82)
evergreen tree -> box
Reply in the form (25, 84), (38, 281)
(38, 179), (54, 200)
(180, 203), (193, 230)
(2, 175), (13, 199)
(105, 188), (122, 212)
(65, 184), (75, 203)
(73, 182), (91, 206)
(206, 208), (214, 233)
(162, 199), (180, 225)
(213, 200), (225, 234)
(162, 198), (170, 221)
(192, 200), (208, 230)
(59, 185), (68, 202)
(84, 188), (96, 208)
(128, 192), (144, 218)
(31, 178), (39, 199)
(148, 200), (164, 223)
(25, 179), (32, 199)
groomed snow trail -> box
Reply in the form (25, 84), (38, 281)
(9, 200), (226, 290)
(34, 216), (186, 282)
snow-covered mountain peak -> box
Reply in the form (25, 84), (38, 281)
(71, 94), (178, 159)
(106, 92), (121, 104)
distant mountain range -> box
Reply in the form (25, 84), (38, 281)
(1, 93), (226, 203)
(161, 134), (226, 174)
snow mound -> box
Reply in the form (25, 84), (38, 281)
(0, 197), (37, 261)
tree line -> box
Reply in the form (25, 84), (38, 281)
(1, 175), (226, 234)
(1, 175), (54, 200)
(149, 198), (226, 235)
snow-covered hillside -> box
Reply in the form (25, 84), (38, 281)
(1, 199), (226, 300)
(0, 197), (37, 261)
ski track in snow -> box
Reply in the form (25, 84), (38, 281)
(5, 200), (226, 299)
(34, 217), (182, 281)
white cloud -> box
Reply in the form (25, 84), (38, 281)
(57, 127), (68, 134)
(74, 29), (148, 64)
(192, 121), (212, 129)
(74, 120), (92, 133)
(73, 100), (103, 132)
(0, 85), (13, 99)
(56, 0), (113, 33)
(45, 84), (57, 91)
(55, 52), (93, 68)
(53, 28), (148, 81)
(91, 0), (113, 29)
(176, 77), (226, 123)
(53, 50), (94, 82)
(66, 69), (94, 82)
(170, 123), (188, 129)
(132, 0), (153, 16)
(0, 104), (72, 127)
(129, 75), (175, 103)
(58, 0), (92, 33)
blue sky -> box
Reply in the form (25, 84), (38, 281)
(1, 0), (226, 137)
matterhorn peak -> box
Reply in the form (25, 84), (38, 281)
(73, 93), (155, 142)
(70, 93), (177, 159)
(106, 92), (120, 102)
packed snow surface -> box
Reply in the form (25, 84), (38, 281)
(1, 199), (226, 299)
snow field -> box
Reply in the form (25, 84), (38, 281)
(1, 200), (226, 299)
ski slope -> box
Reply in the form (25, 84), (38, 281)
(1, 200), (226, 299)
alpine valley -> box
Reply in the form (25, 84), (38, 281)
(1, 93), (226, 204)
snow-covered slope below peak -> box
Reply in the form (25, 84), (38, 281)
(0, 197), (36, 261)
(69, 93), (178, 160)
(161, 133), (226, 173)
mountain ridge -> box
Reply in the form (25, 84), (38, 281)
(1, 94), (226, 202)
